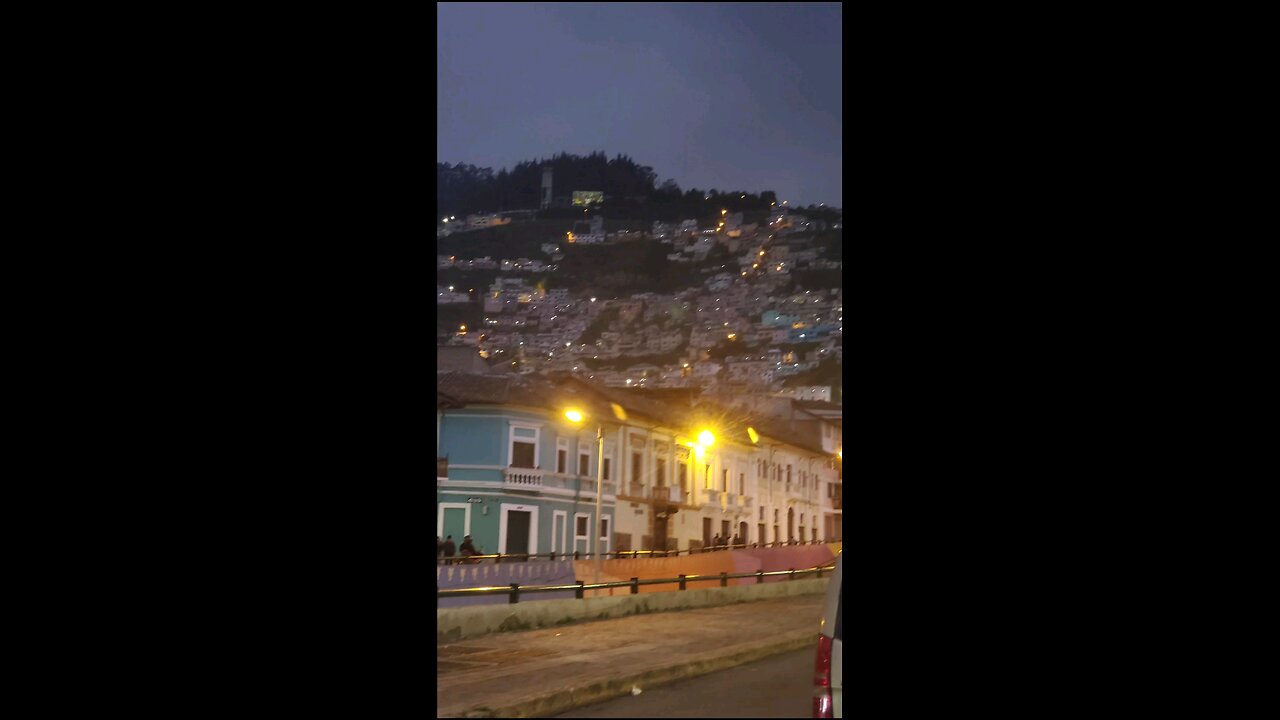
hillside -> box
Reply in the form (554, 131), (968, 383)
(437, 151), (792, 221)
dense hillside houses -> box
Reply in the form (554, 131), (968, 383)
(438, 209), (841, 395)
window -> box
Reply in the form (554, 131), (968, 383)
(632, 453), (643, 485)
(656, 458), (666, 487)
(759, 506), (765, 521)
(579, 451), (590, 477)
(774, 509), (779, 524)
(722, 469), (728, 492)
(738, 473), (745, 495)
(512, 441), (536, 468)
(574, 512), (591, 553)
(509, 424), (540, 469)
(679, 461), (688, 492)
(557, 449), (567, 474)
(603, 458), (612, 481)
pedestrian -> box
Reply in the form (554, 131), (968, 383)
(459, 535), (477, 559)
(731, 533), (741, 548)
(442, 535), (457, 562)
(711, 533), (721, 551)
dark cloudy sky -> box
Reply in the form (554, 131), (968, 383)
(438, 3), (842, 208)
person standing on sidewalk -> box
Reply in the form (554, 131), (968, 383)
(459, 535), (478, 562)
(442, 535), (457, 563)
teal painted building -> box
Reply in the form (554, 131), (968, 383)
(436, 373), (618, 558)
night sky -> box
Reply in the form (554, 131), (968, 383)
(438, 3), (842, 208)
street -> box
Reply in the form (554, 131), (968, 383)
(550, 646), (816, 718)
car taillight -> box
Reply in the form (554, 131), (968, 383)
(813, 634), (833, 718)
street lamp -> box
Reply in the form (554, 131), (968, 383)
(565, 408), (606, 587)
(691, 429), (715, 523)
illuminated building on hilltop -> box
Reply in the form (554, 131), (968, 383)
(572, 190), (603, 206)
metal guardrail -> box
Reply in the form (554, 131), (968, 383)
(436, 539), (830, 565)
(436, 562), (835, 607)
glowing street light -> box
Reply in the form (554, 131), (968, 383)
(693, 429), (716, 497)
(565, 408), (607, 588)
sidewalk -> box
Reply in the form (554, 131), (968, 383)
(437, 592), (826, 718)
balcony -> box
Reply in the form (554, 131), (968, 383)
(654, 485), (683, 504)
(622, 481), (647, 499)
(502, 467), (544, 490)
(703, 488), (722, 507)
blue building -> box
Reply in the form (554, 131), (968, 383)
(436, 372), (619, 558)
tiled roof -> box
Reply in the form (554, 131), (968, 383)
(437, 372), (838, 456)
(796, 399), (841, 412)
(436, 372), (566, 410)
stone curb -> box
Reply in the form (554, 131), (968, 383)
(439, 630), (816, 718)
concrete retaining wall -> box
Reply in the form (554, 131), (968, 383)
(437, 576), (830, 643)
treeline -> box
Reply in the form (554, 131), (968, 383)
(437, 151), (780, 221)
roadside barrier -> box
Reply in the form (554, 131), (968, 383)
(436, 561), (834, 607)
(436, 539), (829, 565)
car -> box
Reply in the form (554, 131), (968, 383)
(813, 552), (842, 718)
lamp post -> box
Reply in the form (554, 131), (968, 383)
(690, 429), (715, 548)
(566, 409), (606, 587)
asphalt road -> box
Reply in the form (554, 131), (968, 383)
(550, 646), (816, 718)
